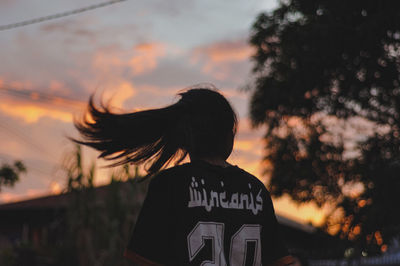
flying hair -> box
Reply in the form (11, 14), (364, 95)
(72, 84), (237, 175)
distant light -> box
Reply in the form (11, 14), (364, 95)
(344, 248), (355, 258)
(361, 10), (368, 17)
(362, 251), (368, 257)
(51, 182), (62, 195)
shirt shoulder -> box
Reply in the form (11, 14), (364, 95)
(150, 163), (192, 185)
(161, 162), (192, 175)
(231, 165), (269, 192)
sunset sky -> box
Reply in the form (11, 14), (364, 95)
(0, 0), (327, 225)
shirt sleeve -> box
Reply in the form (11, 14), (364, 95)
(125, 174), (173, 265)
(261, 189), (289, 265)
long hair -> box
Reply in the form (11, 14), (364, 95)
(73, 85), (237, 175)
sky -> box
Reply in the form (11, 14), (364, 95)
(0, 0), (327, 225)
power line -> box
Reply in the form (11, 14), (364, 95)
(0, 0), (127, 32)
(0, 153), (58, 177)
(0, 86), (85, 164)
(0, 117), (57, 162)
(0, 87), (85, 109)
(0, 87), (83, 162)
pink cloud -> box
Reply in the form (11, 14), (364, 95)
(102, 81), (136, 109)
(92, 42), (166, 77)
(0, 101), (73, 123)
(195, 40), (254, 63)
(128, 43), (166, 75)
(191, 39), (254, 80)
(0, 78), (85, 123)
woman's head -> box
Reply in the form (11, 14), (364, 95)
(73, 84), (237, 174)
(175, 87), (237, 160)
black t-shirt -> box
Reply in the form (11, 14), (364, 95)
(125, 161), (288, 265)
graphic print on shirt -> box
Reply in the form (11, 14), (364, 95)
(187, 177), (263, 215)
(229, 224), (262, 266)
(187, 222), (227, 266)
(187, 222), (262, 266)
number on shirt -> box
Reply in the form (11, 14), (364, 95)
(187, 222), (227, 266)
(187, 222), (261, 266)
(230, 224), (261, 266)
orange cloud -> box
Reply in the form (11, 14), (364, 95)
(191, 39), (254, 80)
(192, 39), (253, 64)
(129, 43), (166, 75)
(0, 99), (73, 123)
(89, 43), (168, 108)
(0, 76), (87, 124)
(102, 81), (136, 109)
(92, 42), (166, 76)
(206, 42), (252, 63)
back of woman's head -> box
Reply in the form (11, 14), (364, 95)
(73, 84), (237, 175)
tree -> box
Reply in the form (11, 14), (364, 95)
(55, 145), (147, 266)
(249, 0), (400, 255)
(1, 145), (146, 266)
(0, 161), (26, 191)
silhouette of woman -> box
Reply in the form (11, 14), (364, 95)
(74, 85), (300, 266)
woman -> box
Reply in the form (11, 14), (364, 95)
(74, 85), (299, 266)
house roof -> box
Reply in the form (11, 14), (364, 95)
(0, 185), (113, 210)
(0, 193), (71, 210)
(0, 183), (318, 235)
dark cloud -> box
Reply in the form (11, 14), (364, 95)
(189, 38), (254, 85)
(40, 20), (97, 40)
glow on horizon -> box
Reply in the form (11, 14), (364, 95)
(0, 0), (327, 227)
(0, 88), (328, 227)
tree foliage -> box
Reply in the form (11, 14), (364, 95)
(57, 145), (147, 266)
(0, 161), (26, 191)
(249, 0), (400, 255)
(0, 146), (147, 266)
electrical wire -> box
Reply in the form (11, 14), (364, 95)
(0, 153), (61, 186)
(0, 87), (82, 164)
(0, 0), (127, 32)
(0, 87), (85, 109)
(0, 117), (57, 162)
